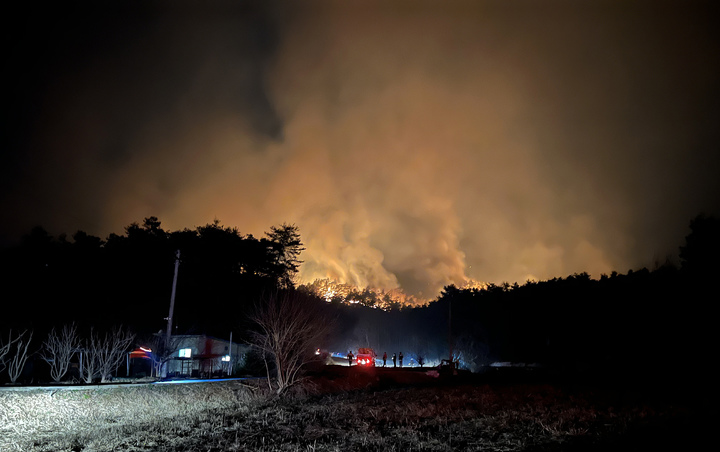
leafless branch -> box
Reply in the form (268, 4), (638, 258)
(143, 333), (183, 378)
(249, 290), (333, 395)
(79, 343), (98, 384)
(0, 330), (22, 373)
(82, 327), (135, 383)
(41, 324), (81, 382)
(7, 330), (33, 383)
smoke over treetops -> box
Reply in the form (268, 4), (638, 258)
(2, 1), (718, 300)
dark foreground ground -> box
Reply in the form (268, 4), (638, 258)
(3, 364), (714, 451)
(304, 364), (714, 451)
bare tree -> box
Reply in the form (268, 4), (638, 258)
(249, 290), (333, 395)
(41, 324), (81, 382)
(143, 332), (183, 378)
(79, 345), (99, 384)
(82, 327), (135, 383)
(0, 330), (18, 373)
(6, 330), (33, 384)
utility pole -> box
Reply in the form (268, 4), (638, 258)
(228, 331), (233, 376)
(448, 297), (453, 362)
(165, 250), (180, 348)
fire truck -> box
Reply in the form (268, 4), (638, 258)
(356, 348), (376, 367)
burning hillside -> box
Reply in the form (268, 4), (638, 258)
(299, 278), (489, 310)
(299, 279), (422, 309)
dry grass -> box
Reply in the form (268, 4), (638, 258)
(0, 375), (707, 452)
(0, 380), (262, 451)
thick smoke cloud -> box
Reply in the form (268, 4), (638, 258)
(2, 1), (719, 299)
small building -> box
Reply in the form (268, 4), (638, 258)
(164, 334), (249, 378)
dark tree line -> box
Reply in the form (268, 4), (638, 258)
(0, 217), (305, 341)
(1, 213), (716, 384)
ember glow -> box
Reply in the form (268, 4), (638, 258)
(2, 1), (719, 300)
(300, 279), (423, 308)
(301, 277), (489, 307)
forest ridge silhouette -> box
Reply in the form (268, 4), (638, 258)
(0, 214), (716, 378)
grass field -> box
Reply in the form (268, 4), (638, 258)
(0, 367), (711, 451)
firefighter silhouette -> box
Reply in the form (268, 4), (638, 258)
(392, 353), (396, 367)
(382, 352), (387, 367)
(347, 351), (354, 366)
(399, 352), (404, 368)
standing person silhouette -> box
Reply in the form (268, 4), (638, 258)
(392, 353), (397, 368)
(382, 352), (387, 367)
(347, 351), (354, 366)
(399, 352), (404, 368)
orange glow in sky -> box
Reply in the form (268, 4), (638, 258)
(2, 1), (719, 299)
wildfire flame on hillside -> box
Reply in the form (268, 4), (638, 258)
(299, 278), (421, 309)
(299, 278), (489, 309)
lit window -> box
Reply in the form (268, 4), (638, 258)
(179, 348), (192, 358)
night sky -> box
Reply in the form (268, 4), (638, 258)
(3, 0), (719, 298)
